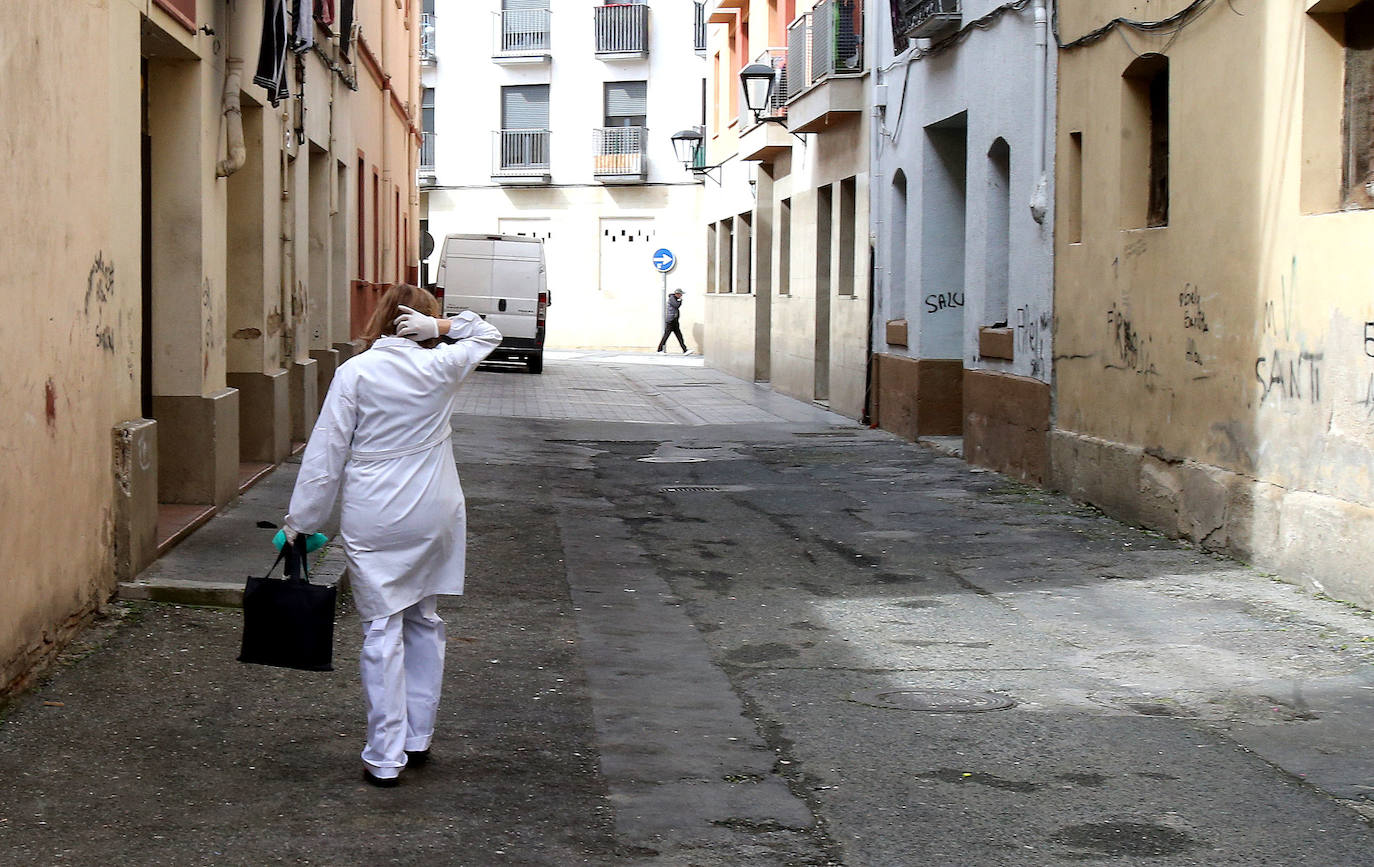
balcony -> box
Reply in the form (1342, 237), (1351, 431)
(493, 7), (551, 63)
(784, 1), (865, 134)
(897, 0), (960, 40)
(694, 2), (707, 53)
(594, 4), (649, 59)
(738, 48), (794, 163)
(592, 127), (647, 182)
(419, 12), (437, 65)
(492, 130), (551, 184)
(419, 132), (436, 184)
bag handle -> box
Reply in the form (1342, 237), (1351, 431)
(284, 535), (312, 584)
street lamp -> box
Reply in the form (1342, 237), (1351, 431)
(670, 126), (722, 185)
(670, 127), (704, 169)
(740, 63), (777, 121)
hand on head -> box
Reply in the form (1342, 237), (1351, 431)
(394, 305), (440, 342)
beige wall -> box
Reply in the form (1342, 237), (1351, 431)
(0, 0), (419, 697)
(1053, 0), (1374, 606)
(701, 0), (871, 420)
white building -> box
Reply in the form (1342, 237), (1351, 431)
(868, 0), (1056, 482)
(420, 0), (710, 351)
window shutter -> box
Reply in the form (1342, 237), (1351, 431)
(502, 85), (550, 129)
(605, 81), (647, 119)
(502, 0), (547, 8)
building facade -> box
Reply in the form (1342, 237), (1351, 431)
(700, 0), (873, 421)
(421, 0), (707, 352)
(868, 0), (1056, 483)
(1052, 0), (1374, 606)
(0, 0), (420, 696)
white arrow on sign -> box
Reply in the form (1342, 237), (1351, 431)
(652, 248), (676, 273)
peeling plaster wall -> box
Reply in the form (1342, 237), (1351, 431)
(1052, 0), (1374, 608)
(0, 0), (143, 694)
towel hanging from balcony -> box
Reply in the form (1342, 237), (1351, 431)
(292, 0), (316, 53)
(253, 0), (290, 106)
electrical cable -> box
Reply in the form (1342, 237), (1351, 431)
(1051, 0), (1218, 51)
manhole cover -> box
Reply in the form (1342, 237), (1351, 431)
(849, 688), (1016, 713)
(660, 485), (723, 493)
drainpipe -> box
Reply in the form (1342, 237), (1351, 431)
(216, 58), (247, 178)
(1028, 0), (1050, 224)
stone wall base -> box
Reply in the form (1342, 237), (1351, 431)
(1049, 429), (1374, 609)
(964, 370), (1049, 484)
(309, 348), (340, 409)
(288, 358), (319, 442)
(153, 389), (240, 506)
(113, 418), (158, 580)
(228, 370), (290, 464)
(872, 354), (963, 440)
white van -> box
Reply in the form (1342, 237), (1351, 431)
(434, 234), (550, 374)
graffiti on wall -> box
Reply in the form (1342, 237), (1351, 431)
(1256, 257), (1323, 409)
(924, 291), (964, 314)
(85, 253), (116, 353)
(201, 278), (222, 378)
(1179, 284), (1209, 333)
(1105, 302), (1156, 378)
(1016, 306), (1051, 379)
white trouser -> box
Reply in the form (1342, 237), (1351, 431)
(359, 595), (446, 778)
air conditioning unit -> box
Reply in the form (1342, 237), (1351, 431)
(898, 0), (961, 40)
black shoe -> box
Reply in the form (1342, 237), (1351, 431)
(362, 769), (400, 788)
(406, 749), (431, 767)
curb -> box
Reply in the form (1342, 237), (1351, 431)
(117, 544), (350, 608)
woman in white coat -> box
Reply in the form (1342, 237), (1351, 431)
(282, 283), (501, 786)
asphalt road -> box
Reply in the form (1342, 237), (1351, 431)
(3, 354), (1373, 865)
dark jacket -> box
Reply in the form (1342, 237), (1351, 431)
(665, 295), (683, 323)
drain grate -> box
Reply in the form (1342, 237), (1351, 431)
(849, 688), (1016, 713)
(660, 485), (724, 493)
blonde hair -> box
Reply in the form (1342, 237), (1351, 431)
(361, 284), (441, 348)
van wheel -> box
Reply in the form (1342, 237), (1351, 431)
(526, 353), (544, 374)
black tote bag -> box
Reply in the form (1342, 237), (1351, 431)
(239, 536), (337, 671)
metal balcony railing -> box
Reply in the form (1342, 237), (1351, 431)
(785, 14), (811, 99)
(811, 0), (863, 80)
(494, 7), (551, 58)
(419, 132), (436, 175)
(594, 4), (649, 57)
(420, 12), (437, 64)
(785, 1), (863, 99)
(896, 0), (961, 40)
(740, 47), (789, 129)
(493, 129), (551, 176)
(694, 2), (707, 53)
(592, 126), (647, 178)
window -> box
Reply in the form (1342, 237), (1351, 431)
(778, 197), (792, 295)
(838, 177), (857, 297)
(984, 139), (1010, 323)
(706, 223), (718, 293)
(721, 218), (735, 293)
(422, 87), (435, 136)
(604, 81), (647, 128)
(1122, 54), (1169, 228)
(1345, 1), (1374, 208)
(888, 171), (906, 317)
(502, 84), (550, 129)
(1065, 131), (1083, 243)
(356, 157), (366, 280)
(736, 211), (753, 294)
(817, 184), (833, 298)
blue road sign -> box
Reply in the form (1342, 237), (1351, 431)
(652, 248), (676, 273)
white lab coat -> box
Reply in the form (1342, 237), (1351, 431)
(287, 313), (501, 621)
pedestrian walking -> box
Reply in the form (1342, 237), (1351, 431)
(657, 288), (688, 354)
(281, 283), (501, 787)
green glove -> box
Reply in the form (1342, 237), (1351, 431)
(272, 530), (330, 553)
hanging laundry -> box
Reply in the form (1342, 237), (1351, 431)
(253, 0), (289, 106)
(315, 0), (335, 28)
(338, 0), (355, 60)
(292, 0), (316, 54)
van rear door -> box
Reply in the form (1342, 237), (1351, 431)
(438, 237), (497, 323)
(487, 240), (540, 341)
